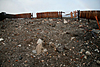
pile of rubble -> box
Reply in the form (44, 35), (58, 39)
(0, 18), (100, 67)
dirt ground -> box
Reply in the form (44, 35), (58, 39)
(0, 18), (100, 67)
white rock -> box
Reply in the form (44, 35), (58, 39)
(43, 49), (47, 52)
(85, 51), (91, 55)
(0, 38), (4, 41)
(84, 55), (87, 59)
(64, 19), (68, 24)
(94, 49), (99, 53)
(37, 39), (43, 45)
(18, 44), (21, 47)
(28, 44), (31, 46)
(32, 50), (37, 54)
(49, 42), (53, 45)
(92, 29), (100, 34)
(57, 22), (60, 24)
(36, 39), (43, 55)
(42, 20), (44, 23)
(49, 19), (53, 21)
(80, 49), (85, 53)
(97, 60), (100, 65)
(79, 25), (83, 27)
(71, 37), (75, 40)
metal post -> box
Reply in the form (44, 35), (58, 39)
(95, 16), (100, 30)
(77, 10), (80, 21)
(88, 19), (90, 22)
(61, 11), (62, 19)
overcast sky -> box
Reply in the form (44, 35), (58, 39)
(0, 0), (100, 17)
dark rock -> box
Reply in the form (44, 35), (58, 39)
(1, 25), (6, 29)
(26, 38), (33, 44)
(19, 56), (23, 60)
(56, 45), (64, 53)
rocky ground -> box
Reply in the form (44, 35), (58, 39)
(0, 18), (100, 67)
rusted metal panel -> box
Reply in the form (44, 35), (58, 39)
(16, 13), (31, 18)
(0, 12), (32, 21)
(80, 10), (100, 21)
(80, 11), (86, 18)
(36, 11), (62, 19)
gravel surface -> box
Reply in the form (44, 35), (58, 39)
(0, 18), (100, 67)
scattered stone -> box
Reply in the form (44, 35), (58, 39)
(28, 44), (31, 46)
(49, 42), (55, 48)
(1, 25), (6, 29)
(0, 18), (100, 67)
(18, 44), (21, 47)
(57, 22), (60, 24)
(49, 19), (53, 21)
(0, 38), (4, 41)
(24, 64), (28, 67)
(84, 55), (87, 59)
(19, 56), (23, 60)
(36, 39), (43, 55)
(15, 60), (18, 62)
(37, 38), (43, 45)
(92, 29), (100, 34)
(41, 60), (44, 63)
(64, 45), (69, 50)
(56, 45), (64, 53)
(71, 37), (75, 40)
(79, 25), (83, 28)
(43, 49), (47, 52)
(32, 50), (37, 54)
(24, 60), (28, 63)
(96, 60), (100, 65)
(72, 47), (75, 49)
(85, 51), (91, 55)
(80, 55), (84, 59)
(64, 19), (68, 24)
(94, 49), (99, 53)
(26, 39), (33, 44)
(79, 49), (85, 53)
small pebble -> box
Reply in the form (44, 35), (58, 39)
(84, 55), (87, 59)
(41, 60), (44, 62)
(32, 50), (37, 54)
(86, 51), (91, 55)
(0, 38), (4, 41)
(18, 44), (21, 47)
(97, 60), (100, 65)
(24, 60), (28, 63)
(19, 56), (23, 60)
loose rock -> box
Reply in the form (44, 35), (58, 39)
(0, 38), (4, 41)
(85, 51), (91, 55)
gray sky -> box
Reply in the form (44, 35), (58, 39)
(0, 0), (100, 17)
